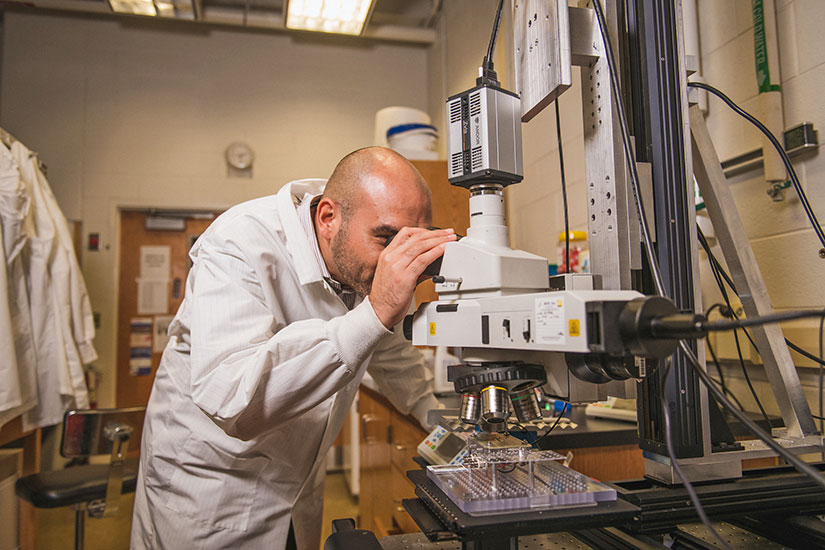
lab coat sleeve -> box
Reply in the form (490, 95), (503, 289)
(188, 240), (391, 441)
(366, 328), (440, 430)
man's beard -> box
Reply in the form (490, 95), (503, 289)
(331, 224), (373, 297)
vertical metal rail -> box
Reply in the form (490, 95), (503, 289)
(626, 0), (704, 460)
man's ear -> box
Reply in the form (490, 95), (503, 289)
(315, 197), (338, 240)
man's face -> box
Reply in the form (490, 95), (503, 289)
(330, 188), (431, 296)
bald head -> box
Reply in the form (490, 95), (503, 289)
(323, 146), (432, 220)
(313, 146), (435, 296)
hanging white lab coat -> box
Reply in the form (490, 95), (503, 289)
(131, 179), (438, 550)
(0, 144), (37, 429)
(10, 142), (92, 429)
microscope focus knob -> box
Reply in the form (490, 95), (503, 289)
(403, 315), (414, 341)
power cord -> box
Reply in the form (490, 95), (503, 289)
(698, 224), (825, 367)
(704, 303), (749, 412)
(680, 338), (825, 495)
(479, 0), (506, 85)
(820, 315), (824, 438)
(533, 402), (569, 448)
(688, 81), (825, 255)
(555, 99), (571, 273)
(700, 230), (773, 428)
(700, 309), (825, 332)
(704, 337), (747, 412)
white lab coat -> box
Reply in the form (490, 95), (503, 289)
(131, 179), (438, 550)
(0, 144), (37, 428)
(10, 142), (92, 429)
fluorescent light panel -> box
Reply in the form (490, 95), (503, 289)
(285, 0), (374, 36)
(108, 0), (194, 18)
(110, 0), (157, 16)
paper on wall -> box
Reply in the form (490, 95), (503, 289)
(140, 246), (171, 279)
(137, 278), (169, 314)
(137, 245), (171, 314)
(129, 317), (153, 376)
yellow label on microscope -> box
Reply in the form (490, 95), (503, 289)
(429, 322), (437, 335)
(569, 319), (581, 337)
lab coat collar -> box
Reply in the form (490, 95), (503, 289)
(275, 179), (328, 286)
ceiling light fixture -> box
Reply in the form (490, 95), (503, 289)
(109, 0), (157, 16)
(285, 0), (375, 36)
(108, 0), (197, 19)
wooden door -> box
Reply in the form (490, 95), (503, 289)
(115, 210), (218, 407)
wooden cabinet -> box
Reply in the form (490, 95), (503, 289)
(357, 388), (427, 536)
(389, 410), (427, 533)
(357, 389), (393, 536)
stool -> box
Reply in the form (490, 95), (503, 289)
(15, 407), (145, 550)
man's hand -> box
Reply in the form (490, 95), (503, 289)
(370, 227), (456, 329)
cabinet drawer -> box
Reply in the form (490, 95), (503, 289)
(391, 412), (426, 472)
(390, 441), (420, 473)
(391, 464), (419, 533)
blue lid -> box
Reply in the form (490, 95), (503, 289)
(387, 123), (438, 138)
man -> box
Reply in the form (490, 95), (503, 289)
(130, 147), (456, 549)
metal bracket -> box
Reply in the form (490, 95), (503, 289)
(100, 422), (133, 517)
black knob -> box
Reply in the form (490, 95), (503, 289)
(403, 315), (414, 341)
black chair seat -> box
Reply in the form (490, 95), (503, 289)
(15, 458), (139, 509)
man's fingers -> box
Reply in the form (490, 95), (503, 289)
(391, 229), (455, 265)
(383, 226), (429, 251)
(408, 242), (448, 278)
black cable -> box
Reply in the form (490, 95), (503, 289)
(701, 309), (825, 332)
(706, 339), (748, 413)
(787, 339), (825, 367)
(658, 359), (732, 550)
(533, 402), (569, 448)
(704, 330), (727, 398)
(699, 225), (825, 367)
(555, 99), (570, 273)
(484, 0), (506, 69)
(697, 228), (738, 293)
(704, 304), (730, 393)
(680, 340), (825, 494)
(688, 81), (825, 252)
(703, 240), (773, 428)
(819, 315), (825, 440)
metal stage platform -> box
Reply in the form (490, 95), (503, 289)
(393, 465), (825, 550)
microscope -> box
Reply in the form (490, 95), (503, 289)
(404, 56), (680, 436)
